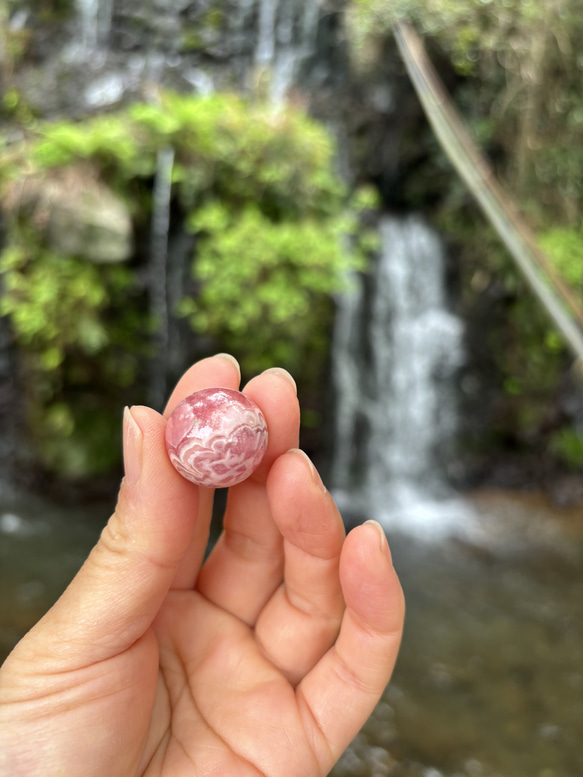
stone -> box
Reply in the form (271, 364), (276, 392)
(2, 166), (133, 263)
(165, 387), (268, 488)
(44, 172), (133, 263)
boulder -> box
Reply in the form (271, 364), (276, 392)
(3, 166), (133, 263)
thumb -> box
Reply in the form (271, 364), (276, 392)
(22, 405), (202, 669)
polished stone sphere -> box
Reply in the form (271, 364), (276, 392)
(165, 387), (268, 488)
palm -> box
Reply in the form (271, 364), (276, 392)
(0, 356), (404, 777)
(146, 594), (317, 776)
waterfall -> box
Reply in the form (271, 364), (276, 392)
(76, 0), (99, 51)
(254, 0), (321, 104)
(66, 0), (112, 61)
(148, 146), (175, 411)
(332, 214), (467, 534)
(25, 0), (333, 116)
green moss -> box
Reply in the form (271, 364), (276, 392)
(180, 29), (205, 52)
(203, 8), (224, 30)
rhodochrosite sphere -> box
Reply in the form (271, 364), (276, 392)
(165, 387), (268, 488)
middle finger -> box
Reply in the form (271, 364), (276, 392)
(195, 368), (300, 624)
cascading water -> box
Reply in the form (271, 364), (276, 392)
(332, 214), (468, 536)
(67, 0), (112, 60)
(254, 0), (320, 103)
(49, 0), (328, 113)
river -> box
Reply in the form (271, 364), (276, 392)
(1, 488), (581, 777)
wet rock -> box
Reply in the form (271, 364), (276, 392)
(8, 0), (340, 117)
(47, 188), (133, 264)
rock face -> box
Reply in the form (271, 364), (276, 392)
(8, 0), (348, 117)
(4, 1), (423, 200)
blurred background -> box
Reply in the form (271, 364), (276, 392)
(1, 1), (582, 775)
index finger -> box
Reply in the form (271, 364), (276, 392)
(163, 353), (242, 590)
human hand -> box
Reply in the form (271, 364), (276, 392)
(0, 354), (405, 777)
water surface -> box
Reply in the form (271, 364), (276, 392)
(333, 491), (583, 777)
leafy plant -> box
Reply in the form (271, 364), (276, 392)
(0, 230), (140, 476)
(180, 203), (361, 373)
(0, 91), (367, 478)
(539, 228), (583, 294)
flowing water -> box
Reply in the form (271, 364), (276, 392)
(148, 146), (176, 411)
(332, 214), (466, 536)
(67, 0), (112, 61)
(332, 493), (583, 777)
(50, 0), (326, 113)
(254, 0), (321, 103)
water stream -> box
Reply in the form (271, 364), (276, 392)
(67, 0), (112, 61)
(55, 0), (324, 112)
(332, 493), (583, 777)
(253, 0), (321, 103)
(148, 146), (175, 411)
(332, 214), (466, 536)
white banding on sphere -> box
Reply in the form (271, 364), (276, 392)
(165, 387), (268, 488)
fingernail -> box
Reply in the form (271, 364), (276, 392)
(123, 406), (143, 485)
(262, 367), (297, 394)
(215, 353), (241, 379)
(364, 520), (389, 555)
(289, 448), (327, 493)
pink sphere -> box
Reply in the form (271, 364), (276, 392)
(165, 387), (268, 488)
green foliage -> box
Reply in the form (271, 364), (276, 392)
(31, 117), (147, 175)
(348, 0), (583, 457)
(348, 0), (583, 219)
(436, 202), (571, 442)
(0, 243), (110, 364)
(181, 204), (358, 372)
(549, 428), (583, 469)
(33, 401), (122, 480)
(0, 230), (140, 476)
(349, 0), (577, 75)
(0, 91), (365, 478)
(496, 296), (565, 399)
(539, 228), (583, 293)
(25, 92), (344, 216)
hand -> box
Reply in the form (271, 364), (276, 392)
(0, 354), (405, 777)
